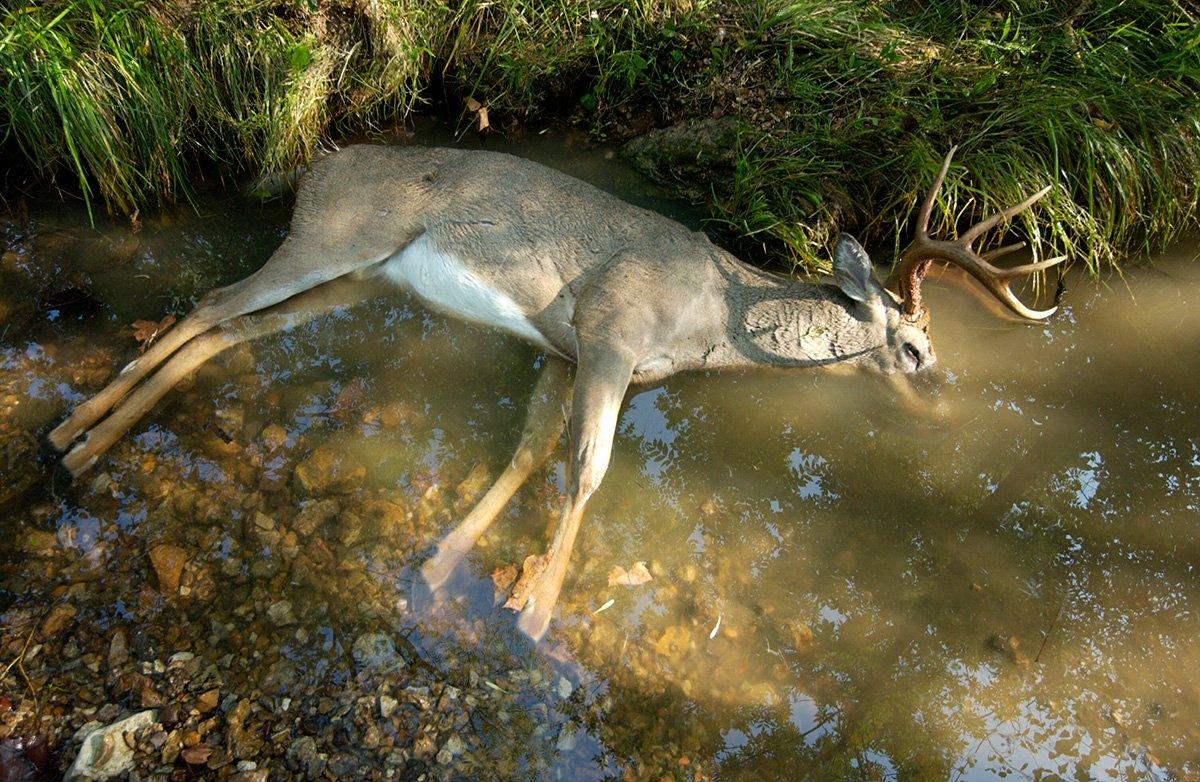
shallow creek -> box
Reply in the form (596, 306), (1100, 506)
(1, 127), (1199, 780)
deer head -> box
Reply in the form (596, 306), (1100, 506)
(829, 147), (1065, 374)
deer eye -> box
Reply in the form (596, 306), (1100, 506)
(903, 342), (921, 364)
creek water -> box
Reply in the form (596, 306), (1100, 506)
(1, 126), (1198, 780)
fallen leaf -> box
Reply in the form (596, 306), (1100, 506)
(709, 613), (722, 639)
(593, 598), (615, 614)
(490, 563), (518, 605)
(607, 561), (652, 587)
(465, 96), (482, 113)
(181, 745), (213, 765)
(477, 107), (490, 133)
(129, 314), (176, 352)
(503, 554), (547, 612)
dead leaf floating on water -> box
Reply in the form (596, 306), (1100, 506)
(709, 613), (722, 639)
(490, 563), (518, 605)
(128, 314), (176, 352)
(607, 561), (652, 587)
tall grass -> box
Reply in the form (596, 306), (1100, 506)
(0, 0), (1196, 272)
(695, 0), (1200, 271)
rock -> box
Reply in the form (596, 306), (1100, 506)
(0, 426), (39, 506)
(40, 604), (76, 637)
(351, 632), (403, 673)
(411, 733), (437, 761)
(623, 117), (741, 202)
(454, 463), (490, 505)
(286, 736), (326, 778)
(230, 772), (268, 782)
(654, 626), (691, 659)
(378, 695), (399, 719)
(65, 709), (157, 780)
(20, 529), (58, 557)
(293, 442), (365, 495)
(1, 249), (22, 273)
(443, 734), (465, 758)
(260, 423), (288, 451)
(72, 722), (103, 742)
(196, 689), (220, 713)
(786, 620), (815, 653)
(266, 600), (295, 626)
(226, 699), (263, 759)
(148, 544), (188, 593)
(293, 499), (339, 536)
(107, 630), (129, 669)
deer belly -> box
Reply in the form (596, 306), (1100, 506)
(380, 235), (550, 348)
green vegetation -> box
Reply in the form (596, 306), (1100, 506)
(1, 0), (1197, 272)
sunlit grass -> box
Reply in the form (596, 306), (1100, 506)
(0, 0), (1195, 272)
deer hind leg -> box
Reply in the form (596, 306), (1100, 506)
(60, 276), (376, 475)
(515, 347), (634, 643)
(421, 358), (573, 592)
(48, 236), (392, 452)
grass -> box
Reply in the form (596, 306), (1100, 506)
(0, 0), (1197, 273)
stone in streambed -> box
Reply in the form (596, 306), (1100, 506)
(293, 442), (365, 495)
(148, 544), (188, 593)
(351, 632), (403, 673)
(65, 710), (157, 780)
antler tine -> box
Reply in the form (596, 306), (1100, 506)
(915, 145), (958, 238)
(961, 185), (1052, 245)
(966, 262), (1062, 320)
(981, 241), (1026, 261)
(894, 148), (1064, 322)
(995, 254), (1068, 280)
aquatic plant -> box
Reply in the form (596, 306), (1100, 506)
(0, 0), (1196, 272)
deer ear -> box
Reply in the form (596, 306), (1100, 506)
(832, 233), (879, 305)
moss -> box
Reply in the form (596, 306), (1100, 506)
(0, 0), (1196, 272)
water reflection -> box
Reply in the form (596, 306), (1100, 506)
(1, 131), (1198, 779)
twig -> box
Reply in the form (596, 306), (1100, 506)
(0, 623), (36, 682)
(1034, 592), (1067, 664)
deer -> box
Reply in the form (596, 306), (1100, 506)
(46, 143), (1063, 642)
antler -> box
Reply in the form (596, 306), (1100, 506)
(895, 146), (1066, 321)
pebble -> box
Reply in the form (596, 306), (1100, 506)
(351, 632), (403, 673)
(65, 710), (157, 781)
(148, 544), (188, 593)
(293, 442), (366, 495)
(267, 600), (296, 625)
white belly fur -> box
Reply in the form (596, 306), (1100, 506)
(379, 235), (549, 348)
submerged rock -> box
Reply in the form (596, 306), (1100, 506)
(623, 117), (740, 202)
(351, 632), (403, 673)
(147, 544), (188, 593)
(293, 442), (365, 495)
(293, 498), (339, 536)
(65, 710), (157, 780)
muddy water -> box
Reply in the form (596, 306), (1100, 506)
(1, 128), (1199, 780)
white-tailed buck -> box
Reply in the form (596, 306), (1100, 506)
(48, 144), (1062, 641)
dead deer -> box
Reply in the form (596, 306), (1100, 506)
(47, 144), (1063, 641)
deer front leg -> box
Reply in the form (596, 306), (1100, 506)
(515, 346), (634, 643)
(420, 357), (574, 591)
